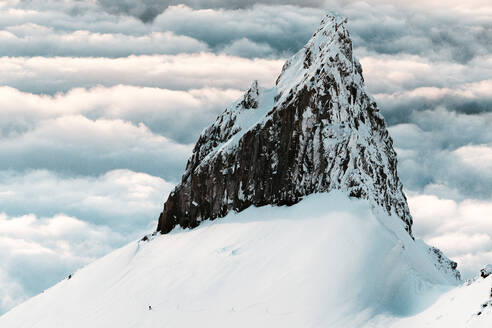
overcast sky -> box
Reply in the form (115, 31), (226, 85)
(0, 0), (491, 315)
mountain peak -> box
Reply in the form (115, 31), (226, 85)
(276, 13), (357, 98)
(157, 14), (413, 236)
(240, 80), (260, 109)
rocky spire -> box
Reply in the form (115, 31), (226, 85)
(156, 13), (413, 236)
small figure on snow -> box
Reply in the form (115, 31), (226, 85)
(149, 305), (152, 310)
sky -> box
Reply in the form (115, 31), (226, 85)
(0, 0), (491, 315)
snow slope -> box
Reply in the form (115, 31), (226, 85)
(0, 192), (477, 328)
(368, 275), (492, 328)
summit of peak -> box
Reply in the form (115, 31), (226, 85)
(316, 12), (348, 34)
(309, 12), (352, 59)
(275, 13), (359, 104)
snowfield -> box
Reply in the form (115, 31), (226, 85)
(1, 192), (488, 327)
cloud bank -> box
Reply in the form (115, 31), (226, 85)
(0, 0), (491, 315)
(0, 55), (283, 94)
(0, 168), (175, 313)
(0, 169), (173, 231)
(0, 212), (125, 314)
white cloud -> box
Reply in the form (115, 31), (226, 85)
(409, 194), (492, 278)
(453, 144), (492, 172)
(0, 167), (177, 313)
(0, 85), (242, 142)
(0, 169), (174, 231)
(0, 115), (192, 178)
(220, 38), (276, 58)
(152, 4), (321, 53)
(0, 27), (209, 57)
(0, 84), (248, 176)
(360, 55), (492, 95)
(0, 54), (283, 93)
(0, 212), (126, 314)
(389, 109), (492, 199)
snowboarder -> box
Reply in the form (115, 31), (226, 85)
(149, 305), (152, 310)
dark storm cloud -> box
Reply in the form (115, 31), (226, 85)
(381, 97), (492, 126)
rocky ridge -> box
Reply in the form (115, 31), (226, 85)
(157, 13), (413, 235)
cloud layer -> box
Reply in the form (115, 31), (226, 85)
(409, 194), (492, 279)
(5, 1), (490, 62)
(0, 169), (173, 231)
(0, 114), (191, 179)
(0, 85), (242, 141)
(0, 54), (283, 94)
(0, 212), (125, 314)
(0, 168), (174, 313)
(0, 0), (491, 316)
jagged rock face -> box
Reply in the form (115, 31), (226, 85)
(428, 246), (461, 281)
(157, 14), (413, 235)
(480, 265), (492, 279)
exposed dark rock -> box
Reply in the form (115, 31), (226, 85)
(427, 246), (461, 281)
(156, 13), (413, 236)
(480, 265), (492, 279)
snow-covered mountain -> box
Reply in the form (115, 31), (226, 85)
(1, 13), (491, 328)
(157, 14), (412, 236)
(0, 192), (489, 327)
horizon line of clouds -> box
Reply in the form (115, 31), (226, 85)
(0, 84), (243, 143)
(1, 53), (491, 111)
(0, 54), (284, 94)
(0, 28), (210, 57)
(0, 169), (172, 232)
(0, 114), (192, 180)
